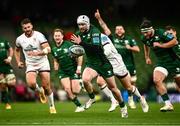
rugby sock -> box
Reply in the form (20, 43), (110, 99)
(131, 86), (141, 99)
(161, 93), (171, 105)
(1, 89), (10, 104)
(100, 84), (117, 103)
(119, 101), (125, 108)
(88, 92), (95, 99)
(35, 83), (41, 92)
(47, 92), (55, 107)
(72, 97), (81, 107)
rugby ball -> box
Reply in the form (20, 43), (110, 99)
(69, 45), (85, 57)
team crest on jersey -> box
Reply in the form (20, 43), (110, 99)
(24, 44), (37, 51)
(0, 42), (5, 47)
(124, 40), (129, 44)
(63, 48), (68, 53)
(114, 39), (119, 43)
(154, 36), (159, 41)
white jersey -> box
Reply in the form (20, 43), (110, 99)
(101, 33), (128, 76)
(16, 31), (49, 65)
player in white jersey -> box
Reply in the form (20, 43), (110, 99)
(96, 33), (149, 113)
(14, 18), (56, 114)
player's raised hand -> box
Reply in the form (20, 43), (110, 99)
(71, 34), (82, 44)
(94, 9), (101, 19)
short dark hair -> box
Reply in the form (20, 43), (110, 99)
(20, 18), (32, 26)
(140, 19), (152, 29)
(165, 25), (176, 31)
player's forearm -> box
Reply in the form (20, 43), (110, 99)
(77, 56), (83, 66)
(98, 18), (111, 36)
(160, 39), (178, 48)
(128, 46), (140, 52)
(14, 49), (21, 64)
(144, 45), (150, 59)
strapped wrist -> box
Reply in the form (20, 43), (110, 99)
(77, 66), (82, 71)
(7, 56), (12, 61)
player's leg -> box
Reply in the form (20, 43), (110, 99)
(82, 67), (98, 109)
(0, 84), (11, 109)
(118, 73), (148, 112)
(128, 75), (137, 109)
(105, 76), (128, 118)
(96, 76), (118, 112)
(174, 75), (180, 92)
(71, 79), (85, 112)
(40, 71), (56, 114)
(153, 67), (173, 112)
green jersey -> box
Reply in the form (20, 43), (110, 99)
(110, 34), (137, 75)
(172, 35), (180, 59)
(141, 29), (178, 63)
(0, 38), (13, 74)
(76, 25), (110, 66)
(52, 41), (77, 71)
(75, 25), (113, 78)
(141, 28), (180, 75)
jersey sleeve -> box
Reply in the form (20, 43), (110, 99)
(37, 32), (48, 44)
(5, 40), (11, 49)
(101, 33), (110, 46)
(15, 37), (21, 48)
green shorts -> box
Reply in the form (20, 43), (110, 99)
(87, 62), (114, 78)
(58, 68), (79, 80)
(156, 59), (180, 76)
(0, 64), (14, 74)
(126, 65), (136, 76)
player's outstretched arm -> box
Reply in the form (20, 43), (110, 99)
(94, 9), (111, 36)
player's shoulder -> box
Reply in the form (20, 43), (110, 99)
(16, 33), (25, 41)
(33, 31), (44, 36)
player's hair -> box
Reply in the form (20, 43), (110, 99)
(20, 18), (32, 26)
(165, 25), (176, 31)
(53, 28), (64, 35)
(140, 19), (152, 29)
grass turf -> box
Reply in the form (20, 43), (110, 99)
(0, 102), (179, 126)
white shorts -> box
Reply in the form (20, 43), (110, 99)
(26, 59), (50, 73)
(109, 55), (128, 77)
(154, 66), (168, 77)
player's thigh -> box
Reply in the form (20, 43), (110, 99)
(174, 75), (180, 87)
(60, 77), (71, 90)
(26, 72), (37, 85)
(96, 76), (106, 87)
(71, 79), (81, 93)
(82, 67), (98, 82)
(39, 72), (50, 86)
(105, 76), (117, 89)
(153, 67), (167, 84)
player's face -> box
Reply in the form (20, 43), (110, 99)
(53, 31), (63, 45)
(78, 23), (88, 33)
(141, 30), (153, 39)
(22, 23), (33, 37)
(166, 29), (176, 37)
(115, 26), (125, 37)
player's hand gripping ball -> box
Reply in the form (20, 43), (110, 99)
(69, 45), (85, 57)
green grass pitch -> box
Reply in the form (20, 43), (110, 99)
(0, 102), (179, 126)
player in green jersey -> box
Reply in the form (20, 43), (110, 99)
(140, 19), (180, 112)
(165, 25), (180, 92)
(95, 9), (147, 110)
(51, 28), (85, 112)
(71, 15), (128, 118)
(0, 37), (16, 109)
